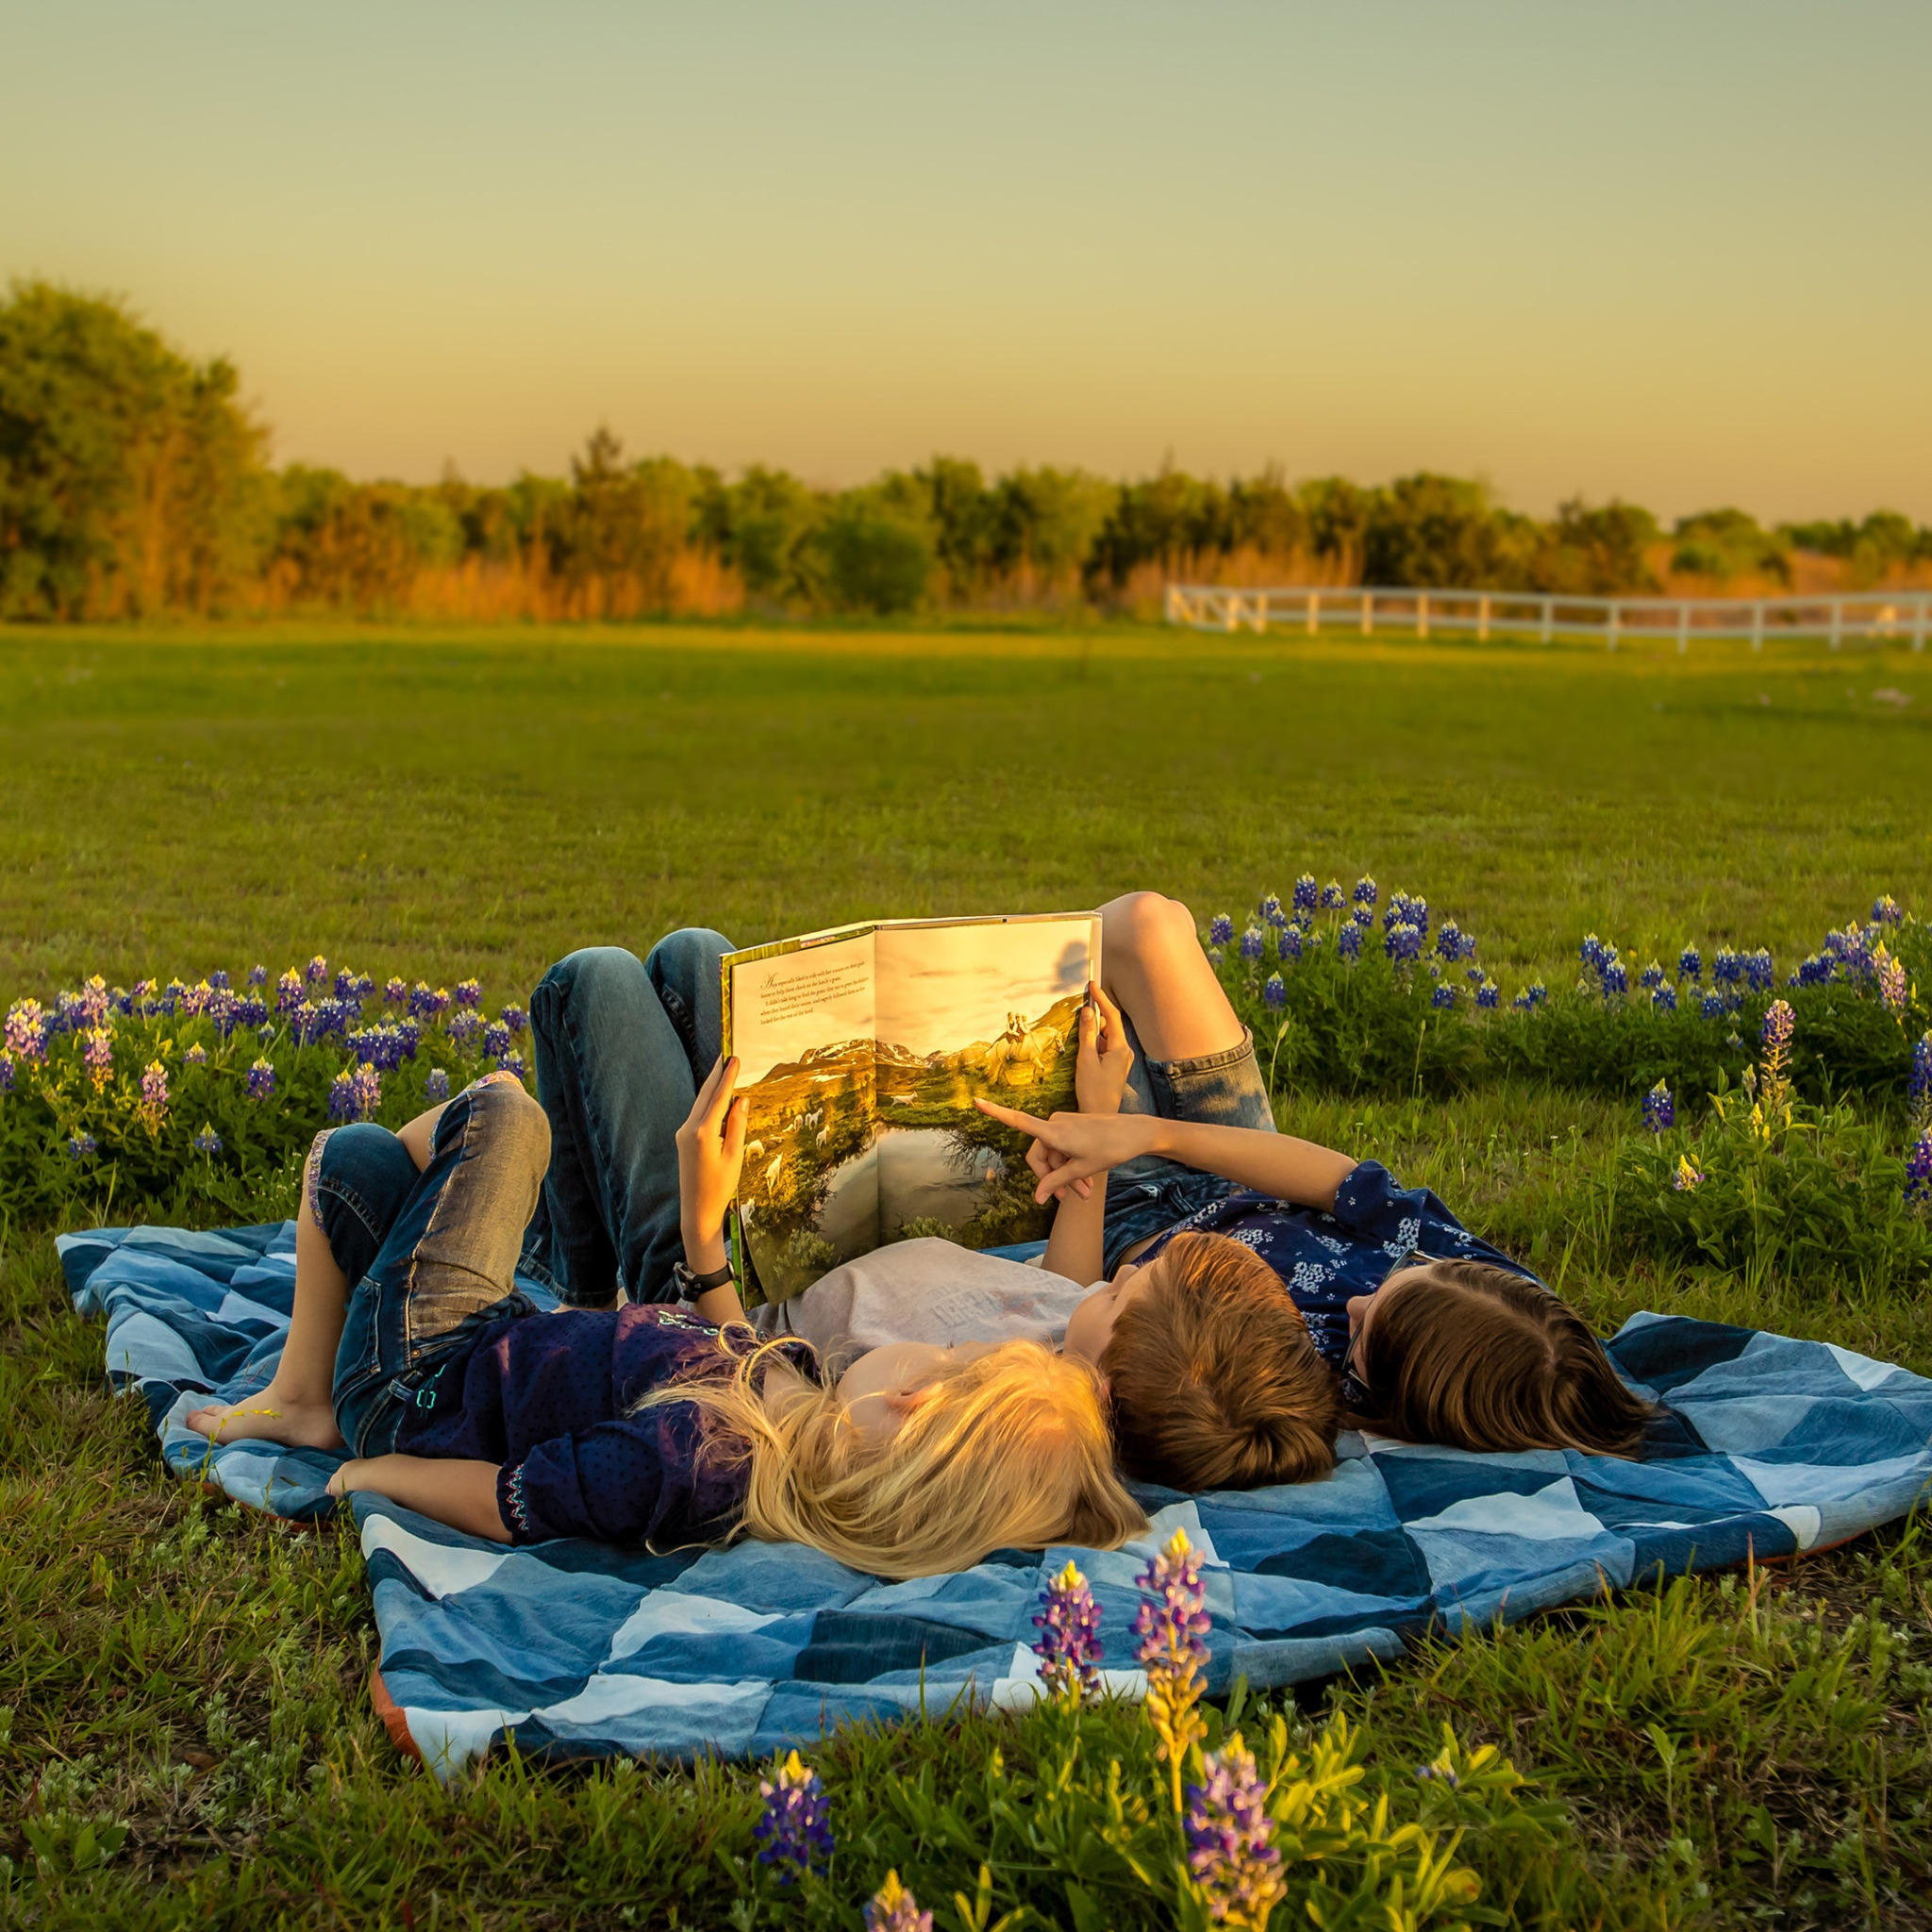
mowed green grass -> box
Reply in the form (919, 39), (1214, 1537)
(4, 620), (1932, 1930)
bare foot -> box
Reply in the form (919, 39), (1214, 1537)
(183, 1382), (344, 1451)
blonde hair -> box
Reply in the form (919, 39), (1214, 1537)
(1103, 1230), (1341, 1491)
(641, 1333), (1148, 1579)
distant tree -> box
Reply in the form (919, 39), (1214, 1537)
(1295, 476), (1375, 578)
(1670, 508), (1790, 585)
(1525, 498), (1659, 594)
(1087, 466), (1230, 588)
(1359, 473), (1511, 588)
(987, 467), (1118, 585)
(811, 489), (935, 614)
(913, 456), (994, 598)
(0, 281), (268, 617)
(1227, 466), (1308, 558)
(705, 464), (826, 605)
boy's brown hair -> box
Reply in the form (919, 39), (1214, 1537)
(1101, 1231), (1341, 1491)
(1354, 1258), (1656, 1457)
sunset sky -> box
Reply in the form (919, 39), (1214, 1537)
(8, 1), (1927, 520)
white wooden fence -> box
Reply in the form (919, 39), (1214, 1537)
(1164, 583), (1932, 652)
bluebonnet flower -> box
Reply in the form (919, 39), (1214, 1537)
(111, 986), (132, 1016)
(247, 1058), (276, 1100)
(1350, 903), (1374, 929)
(449, 1010), (483, 1051)
(1278, 924), (1304, 963)
(752, 1749), (834, 1879)
(1430, 983), (1457, 1009)
(1353, 875), (1377, 908)
(290, 1001), (321, 1046)
(864, 1872), (932, 1932)
(75, 975), (111, 1028)
(484, 1019), (511, 1057)
(1640, 960), (1665, 991)
(1475, 979), (1500, 1009)
(178, 979), (212, 1020)
(306, 956), (328, 987)
(1032, 1558), (1104, 1702)
(1185, 1735), (1284, 1927)
(1239, 925), (1264, 963)
(5, 999), (48, 1062)
(410, 982), (452, 1021)
(1906, 1131), (1932, 1204)
(1909, 1030), (1932, 1121)
(1208, 913), (1234, 947)
(1745, 948), (1775, 993)
(1674, 1156), (1705, 1192)
(209, 969), (231, 991)
(208, 986), (240, 1036)
(1466, 963), (1485, 984)
(1874, 893), (1903, 925)
(1511, 980), (1548, 1010)
(1426, 959), (1441, 981)
(162, 979), (187, 1014)
(1320, 880), (1346, 910)
(1337, 921), (1362, 964)
(500, 1003), (528, 1036)
(1701, 991), (1726, 1020)
(184, 1043), (208, 1067)
(67, 1133), (97, 1161)
(1385, 922), (1423, 966)
(1135, 1526), (1210, 1722)
(1580, 933), (1607, 972)
(1600, 958), (1629, 997)
(131, 977), (157, 1009)
(192, 1127), (222, 1156)
(1436, 921), (1464, 962)
(455, 977), (483, 1008)
(1643, 1080), (1675, 1133)
(1292, 874), (1319, 916)
(1653, 983), (1678, 1013)
(140, 1060), (170, 1126)
(0, 1051), (13, 1092)
(327, 1072), (357, 1121)
(351, 1061), (382, 1119)
(247, 963), (268, 987)
(1876, 945), (1907, 1013)
(1761, 999), (1795, 1053)
(1407, 895), (1429, 935)
(276, 970), (305, 1016)
(1257, 892), (1286, 930)
(425, 1068), (451, 1103)
(83, 1029), (113, 1090)
(384, 976), (408, 1006)
(236, 995), (267, 1027)
(1712, 945), (1742, 987)
(498, 1051), (526, 1080)
(1415, 1761), (1461, 1789)
(1677, 944), (1702, 982)
(335, 969), (358, 999)
(1794, 953), (1832, 988)
(1260, 974), (1286, 1012)
(353, 973), (375, 1000)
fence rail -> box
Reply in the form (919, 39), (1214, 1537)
(1164, 583), (1932, 652)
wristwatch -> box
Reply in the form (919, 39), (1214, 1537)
(671, 1258), (736, 1304)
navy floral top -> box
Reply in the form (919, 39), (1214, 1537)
(393, 1305), (800, 1547)
(1131, 1158), (1541, 1371)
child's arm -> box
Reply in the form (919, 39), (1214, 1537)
(328, 1455), (510, 1541)
(677, 1055), (751, 1325)
(397, 1103), (449, 1172)
(1041, 985), (1130, 1285)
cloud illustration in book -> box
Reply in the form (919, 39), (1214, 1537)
(878, 925), (1091, 1058)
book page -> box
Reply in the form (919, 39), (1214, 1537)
(872, 913), (1100, 1250)
(722, 927), (879, 1303)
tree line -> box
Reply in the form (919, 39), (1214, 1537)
(5, 281), (1929, 623)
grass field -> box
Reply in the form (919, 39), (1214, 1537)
(4, 621), (1932, 1929)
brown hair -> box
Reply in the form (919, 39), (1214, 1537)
(1101, 1231), (1341, 1491)
(1355, 1258), (1656, 1457)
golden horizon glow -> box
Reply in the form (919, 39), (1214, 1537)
(7, 1), (1929, 522)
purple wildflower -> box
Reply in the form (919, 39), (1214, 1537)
(75, 975), (111, 1027)
(1643, 1080), (1674, 1133)
(1261, 974), (1286, 1011)
(1465, 963), (1485, 984)
(327, 1072), (356, 1121)
(498, 1051), (526, 1080)
(1512, 981), (1548, 1010)
(384, 976), (408, 1005)
(1909, 1031), (1932, 1119)
(1907, 1132), (1932, 1205)
(1353, 875), (1377, 908)
(1653, 983), (1678, 1012)
(67, 1133), (97, 1160)
(1475, 979), (1500, 1009)
(1257, 892), (1286, 930)
(83, 1028), (113, 1089)
(0, 1051), (13, 1092)
(236, 995), (267, 1027)
(1431, 983), (1457, 1009)
(1385, 922), (1423, 965)
(247, 1058), (276, 1100)
(276, 970), (305, 1015)
(1640, 960), (1665, 991)
(1674, 1156), (1705, 1191)
(1745, 947), (1776, 992)
(334, 969), (358, 999)
(140, 1059), (170, 1125)
(178, 979), (211, 1019)
(1320, 880), (1346, 910)
(1278, 924), (1304, 963)
(184, 1043), (208, 1066)
(1677, 944), (1702, 982)
(425, 1067), (451, 1103)
(131, 977), (157, 1010)
(448, 1009), (483, 1051)
(500, 1003), (528, 1036)
(1337, 920), (1362, 963)
(247, 963), (268, 987)
(192, 1126), (222, 1156)
(454, 977), (483, 1008)
(209, 969), (231, 991)
(484, 1020), (510, 1058)
(5, 999), (48, 1063)
(1239, 926), (1264, 963)
(1291, 874), (1319, 916)
(1351, 903), (1373, 928)
(1435, 922), (1464, 961)
(864, 1872), (932, 1932)
(306, 955), (328, 987)
(1601, 958), (1629, 997)
(1761, 1000), (1795, 1053)
(1134, 1529), (1210, 1675)
(1874, 893), (1903, 925)
(1876, 946), (1907, 1013)
(1208, 913), (1234, 948)
(1185, 1735), (1284, 1927)
(1794, 953), (1832, 988)
(1033, 1559), (1105, 1703)
(351, 1060), (382, 1119)
(752, 1749), (834, 1879)
(1700, 990), (1725, 1019)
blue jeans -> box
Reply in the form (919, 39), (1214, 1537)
(1100, 1018), (1276, 1277)
(314, 1076), (551, 1456)
(525, 931), (733, 1307)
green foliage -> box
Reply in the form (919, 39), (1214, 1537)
(810, 491), (936, 615)
(1669, 507), (1791, 585)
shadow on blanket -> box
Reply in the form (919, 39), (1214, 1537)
(63, 1220), (1932, 1779)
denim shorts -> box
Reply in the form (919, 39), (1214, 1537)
(315, 1077), (550, 1456)
(1100, 1019), (1276, 1277)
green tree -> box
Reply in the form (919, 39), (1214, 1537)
(811, 488), (935, 614)
(987, 466), (1118, 585)
(1669, 508), (1790, 584)
(0, 281), (268, 618)
(1526, 498), (1659, 594)
(1360, 472), (1509, 588)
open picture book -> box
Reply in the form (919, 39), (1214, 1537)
(719, 912), (1101, 1304)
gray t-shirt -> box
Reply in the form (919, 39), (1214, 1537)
(752, 1239), (1093, 1367)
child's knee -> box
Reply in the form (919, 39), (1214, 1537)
(468, 1076), (552, 1180)
(1107, 891), (1196, 960)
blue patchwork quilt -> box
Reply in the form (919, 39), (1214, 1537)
(64, 1221), (1932, 1779)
